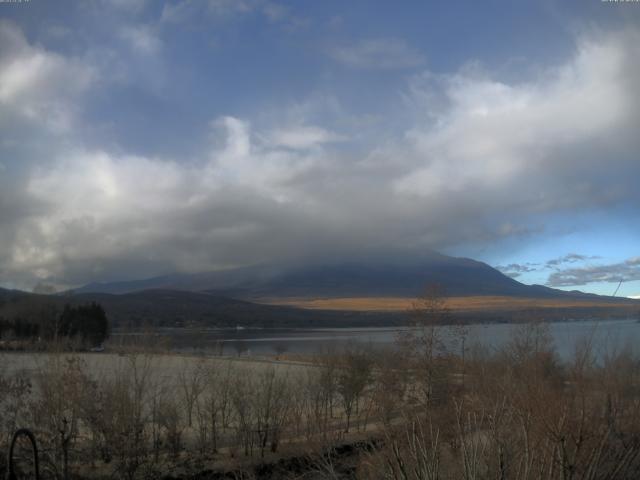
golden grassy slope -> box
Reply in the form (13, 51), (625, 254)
(259, 296), (637, 312)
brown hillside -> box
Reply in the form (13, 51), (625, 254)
(261, 296), (639, 313)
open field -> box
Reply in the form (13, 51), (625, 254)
(0, 351), (311, 385)
(260, 295), (640, 312)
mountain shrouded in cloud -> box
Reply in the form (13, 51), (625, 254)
(0, 1), (639, 294)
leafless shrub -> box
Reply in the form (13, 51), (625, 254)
(157, 397), (185, 460)
(398, 284), (454, 407)
(370, 417), (442, 480)
(0, 357), (32, 477)
(336, 343), (373, 433)
(253, 367), (292, 457)
(178, 357), (207, 428)
(31, 354), (89, 480)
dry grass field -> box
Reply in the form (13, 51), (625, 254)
(0, 351), (311, 382)
(260, 295), (637, 312)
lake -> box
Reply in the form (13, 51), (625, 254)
(112, 318), (640, 361)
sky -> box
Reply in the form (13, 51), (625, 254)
(0, 0), (639, 297)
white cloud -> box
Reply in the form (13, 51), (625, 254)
(160, 0), (298, 26)
(206, 117), (320, 196)
(395, 30), (635, 210)
(45, 24), (72, 39)
(265, 125), (344, 149)
(12, 148), (204, 280)
(101, 0), (148, 13)
(330, 38), (425, 69)
(0, 21), (94, 132)
(5, 115), (327, 282)
(119, 25), (162, 56)
(206, 0), (254, 16)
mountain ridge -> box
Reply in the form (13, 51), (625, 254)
(69, 253), (629, 302)
(0, 288), (396, 329)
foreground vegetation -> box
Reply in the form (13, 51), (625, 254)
(2, 289), (640, 479)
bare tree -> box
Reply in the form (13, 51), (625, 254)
(372, 417), (442, 480)
(178, 358), (207, 428)
(253, 367), (292, 456)
(32, 355), (89, 480)
(398, 283), (451, 407)
(230, 371), (255, 457)
(337, 343), (373, 433)
(157, 397), (185, 460)
(373, 348), (409, 427)
(195, 360), (235, 453)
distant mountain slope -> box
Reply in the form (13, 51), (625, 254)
(72, 289), (389, 328)
(71, 253), (628, 301)
(0, 287), (30, 301)
(247, 260), (537, 298)
(66, 289), (640, 327)
(1, 286), (637, 331)
(0, 288), (391, 328)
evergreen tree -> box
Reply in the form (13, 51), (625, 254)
(57, 302), (110, 346)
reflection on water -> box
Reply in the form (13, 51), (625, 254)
(112, 318), (640, 360)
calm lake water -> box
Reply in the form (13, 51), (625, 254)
(112, 318), (640, 361)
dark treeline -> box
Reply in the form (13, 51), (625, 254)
(0, 302), (109, 347)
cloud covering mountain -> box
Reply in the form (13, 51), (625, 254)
(0, 2), (639, 293)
